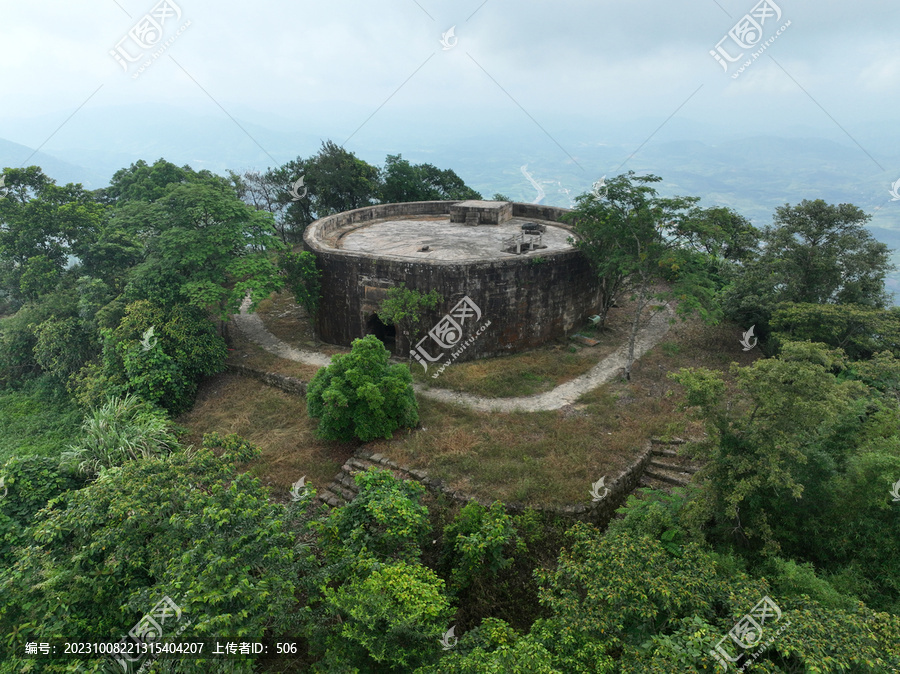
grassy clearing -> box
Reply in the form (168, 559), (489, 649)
(176, 373), (354, 499)
(0, 378), (83, 465)
(199, 304), (760, 507)
(372, 315), (759, 506)
(407, 300), (643, 398)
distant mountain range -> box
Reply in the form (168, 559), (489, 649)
(3, 107), (899, 300)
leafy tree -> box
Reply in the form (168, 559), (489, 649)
(723, 199), (893, 341)
(308, 141), (381, 214)
(74, 300), (226, 414)
(322, 468), (429, 565)
(100, 158), (190, 204)
(0, 167), (107, 305)
(231, 167), (310, 244)
(302, 469), (447, 671)
(423, 618), (561, 674)
(306, 334), (419, 441)
(565, 172), (725, 378)
(318, 561), (453, 672)
(377, 284), (443, 353)
(0, 435), (297, 672)
(670, 342), (870, 555)
(279, 250), (322, 321)
(380, 154), (481, 203)
(533, 524), (900, 672)
(269, 142), (380, 239)
(442, 501), (524, 592)
(31, 316), (97, 383)
(59, 394), (177, 477)
(492, 193), (511, 202)
(263, 158), (315, 238)
(771, 302), (900, 360)
(117, 180), (284, 317)
(0, 288), (82, 386)
(76, 224), (143, 291)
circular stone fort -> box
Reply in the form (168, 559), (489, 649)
(303, 200), (601, 364)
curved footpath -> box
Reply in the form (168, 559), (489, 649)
(233, 298), (676, 413)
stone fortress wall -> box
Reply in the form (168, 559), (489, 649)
(303, 201), (601, 361)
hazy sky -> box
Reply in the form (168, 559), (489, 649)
(0, 0), (898, 189)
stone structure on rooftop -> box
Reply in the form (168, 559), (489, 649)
(302, 200), (600, 362)
(449, 199), (513, 226)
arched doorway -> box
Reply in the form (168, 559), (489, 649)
(366, 314), (396, 351)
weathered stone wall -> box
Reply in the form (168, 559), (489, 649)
(349, 442), (654, 526)
(225, 364), (307, 395)
(304, 201), (600, 360)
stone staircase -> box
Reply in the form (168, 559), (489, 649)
(317, 450), (426, 508)
(465, 211), (480, 226)
(633, 437), (700, 494)
(317, 439), (702, 518)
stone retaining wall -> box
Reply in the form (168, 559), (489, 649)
(225, 364), (307, 396)
(226, 364), (651, 524)
(353, 442), (653, 525)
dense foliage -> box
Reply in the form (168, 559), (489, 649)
(1, 160), (898, 672)
(307, 334), (419, 441)
(1, 434), (296, 673)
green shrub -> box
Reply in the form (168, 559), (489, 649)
(322, 467), (429, 565)
(422, 618), (561, 674)
(319, 560), (453, 672)
(74, 300), (226, 414)
(279, 250), (321, 319)
(442, 501), (523, 591)
(0, 455), (84, 566)
(307, 334), (418, 441)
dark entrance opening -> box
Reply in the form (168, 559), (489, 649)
(367, 314), (396, 351)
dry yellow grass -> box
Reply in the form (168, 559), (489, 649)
(375, 314), (760, 506)
(194, 299), (761, 507)
(176, 373), (354, 500)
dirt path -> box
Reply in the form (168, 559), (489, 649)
(233, 299), (675, 412)
(234, 297), (332, 367)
